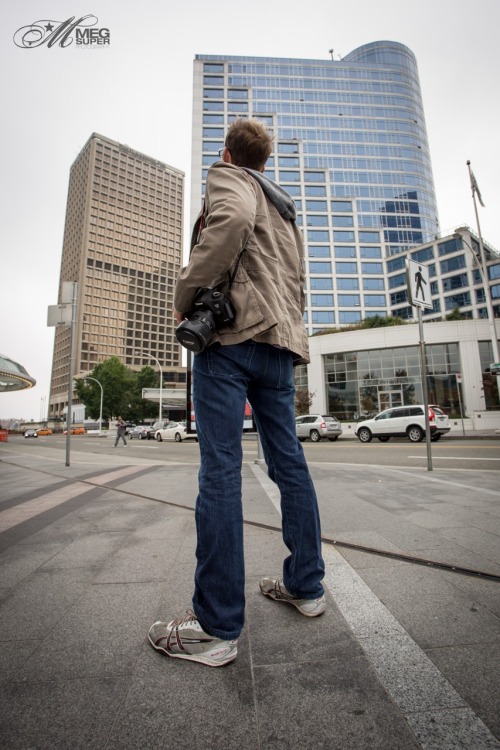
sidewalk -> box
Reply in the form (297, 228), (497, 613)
(0, 446), (499, 749)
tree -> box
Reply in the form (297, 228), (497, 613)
(360, 315), (406, 329)
(295, 389), (314, 415)
(75, 357), (136, 421)
(129, 366), (161, 422)
(445, 306), (464, 321)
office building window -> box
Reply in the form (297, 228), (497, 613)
(335, 246), (356, 258)
(311, 294), (334, 306)
(331, 201), (352, 212)
(338, 294), (360, 306)
(337, 278), (359, 290)
(309, 261), (332, 274)
(339, 311), (362, 324)
(364, 295), (386, 306)
(310, 278), (333, 290)
(312, 311), (335, 324)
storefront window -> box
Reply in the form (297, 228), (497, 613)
(323, 343), (464, 420)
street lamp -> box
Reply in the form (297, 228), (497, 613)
(86, 376), (103, 433)
(135, 350), (163, 422)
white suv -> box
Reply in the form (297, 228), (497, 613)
(354, 405), (450, 443)
(295, 415), (343, 442)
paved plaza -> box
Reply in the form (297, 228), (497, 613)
(0, 438), (499, 749)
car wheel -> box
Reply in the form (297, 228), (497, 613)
(310, 429), (321, 442)
(407, 426), (424, 442)
(431, 433), (441, 442)
(156, 433), (162, 442)
(174, 432), (182, 442)
(328, 436), (338, 442)
(298, 437), (305, 442)
(357, 427), (372, 443)
(377, 436), (390, 442)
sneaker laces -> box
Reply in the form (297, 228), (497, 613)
(271, 580), (296, 601)
(167, 610), (202, 653)
(168, 610), (198, 629)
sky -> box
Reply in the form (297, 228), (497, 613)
(1, 0), (499, 422)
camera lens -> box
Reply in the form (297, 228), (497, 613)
(175, 311), (217, 353)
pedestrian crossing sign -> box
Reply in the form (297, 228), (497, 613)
(406, 259), (432, 309)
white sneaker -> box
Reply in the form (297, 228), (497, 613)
(259, 578), (326, 617)
(148, 610), (237, 667)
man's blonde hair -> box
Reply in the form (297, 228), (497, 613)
(225, 119), (273, 171)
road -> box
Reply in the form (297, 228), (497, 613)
(5, 433), (500, 472)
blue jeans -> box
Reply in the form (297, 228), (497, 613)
(192, 341), (325, 640)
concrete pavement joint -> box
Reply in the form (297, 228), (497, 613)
(322, 547), (500, 749)
(249, 460), (500, 748)
(3, 456), (499, 582)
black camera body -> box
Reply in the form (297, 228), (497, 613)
(175, 287), (235, 353)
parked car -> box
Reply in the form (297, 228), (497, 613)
(124, 422), (136, 435)
(63, 426), (86, 435)
(128, 425), (152, 440)
(354, 405), (450, 443)
(155, 421), (196, 443)
(24, 428), (38, 438)
(151, 420), (169, 434)
(36, 428), (53, 436)
(295, 415), (343, 442)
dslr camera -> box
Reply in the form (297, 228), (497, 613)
(175, 287), (235, 353)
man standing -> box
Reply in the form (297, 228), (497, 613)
(114, 416), (127, 448)
(148, 119), (325, 667)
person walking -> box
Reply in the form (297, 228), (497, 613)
(114, 416), (127, 447)
(148, 119), (325, 668)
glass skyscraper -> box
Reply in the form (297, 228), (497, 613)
(191, 41), (440, 334)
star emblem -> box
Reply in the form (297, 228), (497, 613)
(45, 22), (54, 32)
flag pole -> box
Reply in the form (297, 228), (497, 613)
(466, 161), (500, 398)
(467, 161), (489, 287)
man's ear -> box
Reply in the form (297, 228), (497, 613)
(222, 147), (232, 164)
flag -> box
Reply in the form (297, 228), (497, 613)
(470, 169), (485, 207)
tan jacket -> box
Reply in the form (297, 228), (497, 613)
(174, 161), (310, 364)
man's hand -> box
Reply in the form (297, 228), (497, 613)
(173, 308), (186, 326)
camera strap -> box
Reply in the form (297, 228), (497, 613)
(197, 199), (246, 295)
(226, 246), (246, 293)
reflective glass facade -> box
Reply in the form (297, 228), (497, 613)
(324, 343), (462, 420)
(192, 43), (439, 334)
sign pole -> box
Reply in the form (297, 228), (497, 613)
(455, 374), (465, 436)
(65, 282), (78, 467)
(417, 306), (432, 472)
(406, 259), (433, 472)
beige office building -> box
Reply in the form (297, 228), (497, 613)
(49, 133), (184, 418)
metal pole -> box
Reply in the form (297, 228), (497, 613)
(418, 307), (432, 471)
(86, 377), (103, 433)
(135, 350), (162, 422)
(65, 282), (77, 467)
(159, 359), (163, 423)
(186, 349), (193, 433)
(456, 375), (465, 436)
(466, 162), (500, 366)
